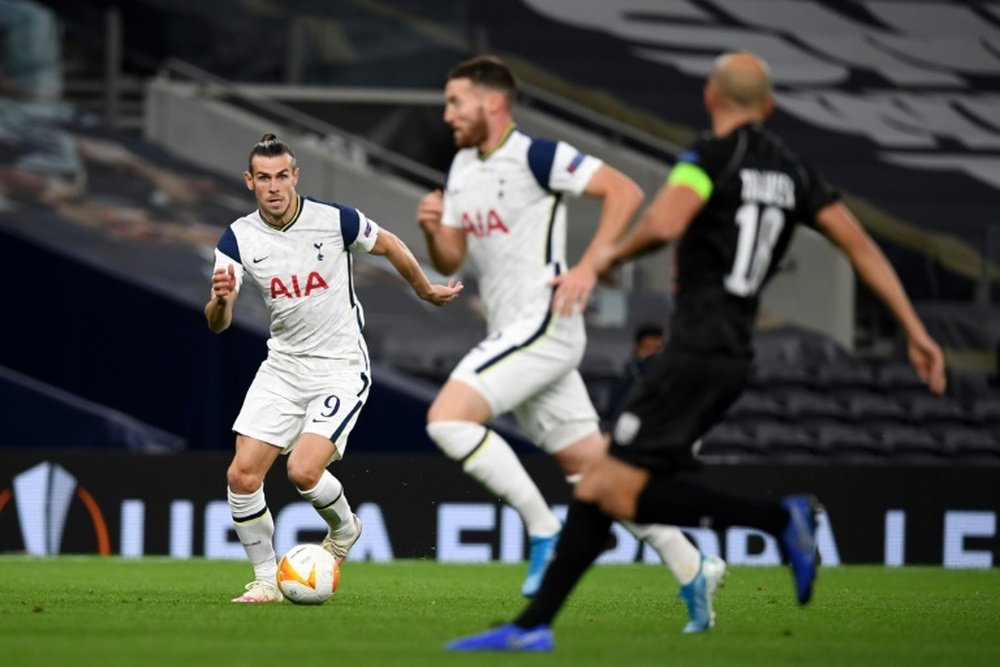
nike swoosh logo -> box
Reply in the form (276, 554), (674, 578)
(253, 256), (268, 263)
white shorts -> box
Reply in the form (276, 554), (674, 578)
(450, 313), (599, 454)
(232, 354), (371, 460)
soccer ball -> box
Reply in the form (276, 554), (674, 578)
(276, 543), (339, 605)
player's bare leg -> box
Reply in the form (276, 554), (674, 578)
(555, 437), (722, 632)
(427, 379), (562, 596)
(228, 435), (283, 602)
(289, 433), (362, 564)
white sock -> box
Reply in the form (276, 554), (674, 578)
(428, 421), (561, 537)
(623, 521), (701, 584)
(299, 471), (354, 539)
(228, 485), (277, 582)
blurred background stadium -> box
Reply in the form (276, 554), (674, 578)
(1, 0), (998, 567)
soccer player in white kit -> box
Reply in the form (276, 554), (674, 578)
(207, 134), (462, 603)
(417, 56), (724, 632)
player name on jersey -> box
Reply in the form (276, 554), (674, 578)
(739, 169), (796, 208)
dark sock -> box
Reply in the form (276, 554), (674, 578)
(515, 499), (612, 629)
(634, 476), (787, 536)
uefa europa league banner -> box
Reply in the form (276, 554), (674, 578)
(0, 450), (997, 567)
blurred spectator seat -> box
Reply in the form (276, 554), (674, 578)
(754, 325), (854, 368)
(784, 391), (850, 428)
(941, 428), (1000, 462)
(877, 361), (936, 401)
(723, 391), (785, 428)
(749, 421), (821, 460)
(748, 363), (815, 399)
(816, 423), (886, 461)
(880, 425), (945, 461)
(970, 395), (1000, 429)
(844, 394), (910, 428)
(699, 422), (759, 460)
(817, 363), (879, 400)
(907, 395), (971, 434)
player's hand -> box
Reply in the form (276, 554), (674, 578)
(422, 278), (464, 306)
(417, 189), (444, 234)
(549, 263), (597, 317)
(211, 265), (236, 301)
(907, 332), (947, 396)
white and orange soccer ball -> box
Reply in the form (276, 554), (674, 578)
(276, 543), (339, 605)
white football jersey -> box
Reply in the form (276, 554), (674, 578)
(212, 196), (380, 361)
(441, 126), (602, 332)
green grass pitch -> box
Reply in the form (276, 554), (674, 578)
(1, 557), (998, 667)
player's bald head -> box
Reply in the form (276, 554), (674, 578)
(708, 51), (773, 111)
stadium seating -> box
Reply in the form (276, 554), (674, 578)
(844, 394), (910, 428)
(877, 361), (931, 399)
(907, 395), (972, 436)
(699, 422), (760, 460)
(879, 426), (945, 462)
(815, 423), (888, 462)
(941, 427), (1000, 461)
(817, 363), (880, 401)
(748, 421), (821, 461)
(783, 391), (851, 428)
(747, 364), (816, 400)
(723, 391), (786, 429)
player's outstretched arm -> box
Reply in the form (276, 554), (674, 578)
(593, 183), (704, 277)
(205, 264), (238, 333)
(814, 202), (946, 395)
(416, 189), (467, 275)
(373, 227), (464, 306)
(550, 165), (643, 316)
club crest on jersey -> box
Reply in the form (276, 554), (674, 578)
(461, 209), (509, 237)
(270, 272), (329, 299)
(314, 242), (325, 261)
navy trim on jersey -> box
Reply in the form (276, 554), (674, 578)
(474, 273), (558, 374)
(346, 249), (356, 309)
(357, 342), (370, 373)
(328, 400), (363, 444)
(544, 193), (562, 264)
(527, 138), (558, 191)
(217, 227), (241, 264)
(337, 205), (361, 246)
(302, 196), (361, 244)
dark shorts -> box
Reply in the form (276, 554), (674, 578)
(608, 348), (751, 473)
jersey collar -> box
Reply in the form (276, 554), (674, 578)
(260, 195), (303, 232)
(479, 123), (517, 161)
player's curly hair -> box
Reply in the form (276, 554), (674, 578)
(447, 55), (517, 103)
(248, 133), (296, 172)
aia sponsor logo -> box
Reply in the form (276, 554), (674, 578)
(270, 272), (329, 299)
(461, 209), (509, 237)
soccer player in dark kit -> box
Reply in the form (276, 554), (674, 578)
(446, 50), (946, 652)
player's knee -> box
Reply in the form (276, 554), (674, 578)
(573, 469), (635, 520)
(285, 458), (322, 490)
(426, 420), (487, 461)
(226, 462), (262, 494)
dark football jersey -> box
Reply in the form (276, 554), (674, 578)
(667, 122), (839, 356)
